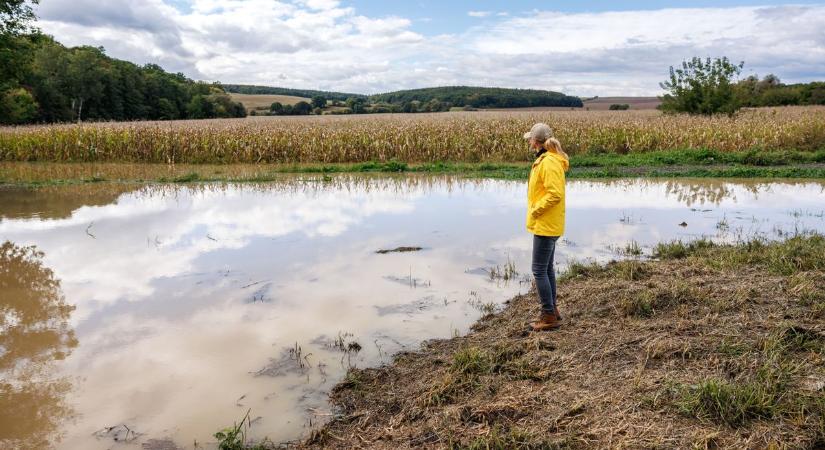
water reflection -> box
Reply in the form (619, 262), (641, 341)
(0, 242), (77, 450)
(0, 176), (823, 449)
(0, 185), (137, 220)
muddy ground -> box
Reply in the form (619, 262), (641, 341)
(297, 236), (825, 449)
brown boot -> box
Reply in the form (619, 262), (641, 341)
(530, 311), (561, 331)
(554, 305), (562, 321)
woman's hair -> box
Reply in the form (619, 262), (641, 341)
(541, 136), (569, 161)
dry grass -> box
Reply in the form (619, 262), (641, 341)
(299, 236), (825, 449)
(1, 107), (823, 164)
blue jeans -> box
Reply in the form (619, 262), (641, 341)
(532, 235), (558, 314)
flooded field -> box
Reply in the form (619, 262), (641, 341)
(1, 176), (824, 449)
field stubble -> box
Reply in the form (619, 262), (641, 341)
(1, 107), (824, 164)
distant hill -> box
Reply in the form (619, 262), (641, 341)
(369, 86), (583, 108)
(221, 84), (364, 101)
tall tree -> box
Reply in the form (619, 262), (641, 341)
(0, 0), (40, 123)
(660, 57), (744, 116)
(311, 95), (326, 109)
(64, 46), (105, 122)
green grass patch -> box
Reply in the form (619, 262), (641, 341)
(451, 347), (493, 376)
(676, 378), (780, 426)
(571, 148), (825, 168)
(428, 344), (542, 406)
(172, 172), (200, 183)
(559, 259), (609, 281)
(652, 235), (825, 275)
(653, 239), (716, 259)
(674, 325), (822, 428)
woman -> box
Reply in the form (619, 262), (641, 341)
(524, 123), (569, 331)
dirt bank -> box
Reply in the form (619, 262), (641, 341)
(298, 236), (825, 449)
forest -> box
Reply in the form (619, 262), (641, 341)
(1, 19), (246, 124)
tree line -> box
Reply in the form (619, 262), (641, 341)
(0, 1), (245, 124)
(239, 85), (585, 114)
(369, 86), (583, 109)
(262, 97), (458, 116)
(222, 84), (364, 102)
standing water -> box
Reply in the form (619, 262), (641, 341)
(1, 176), (824, 449)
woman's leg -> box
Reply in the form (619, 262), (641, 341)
(548, 240), (557, 306)
(532, 235), (558, 314)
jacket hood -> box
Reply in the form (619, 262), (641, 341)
(545, 151), (570, 172)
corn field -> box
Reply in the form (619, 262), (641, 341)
(1, 107), (824, 164)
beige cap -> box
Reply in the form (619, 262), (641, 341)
(523, 123), (553, 142)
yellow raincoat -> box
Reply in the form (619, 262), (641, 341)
(526, 151), (569, 236)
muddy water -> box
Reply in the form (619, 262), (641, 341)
(1, 176), (824, 449)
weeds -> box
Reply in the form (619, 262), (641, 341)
(622, 240), (643, 257)
(214, 409), (273, 450)
(487, 256), (518, 282)
(331, 332), (362, 353)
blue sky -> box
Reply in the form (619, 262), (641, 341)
(34, 0), (825, 96)
(347, 0), (825, 34)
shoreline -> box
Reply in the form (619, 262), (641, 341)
(283, 236), (825, 449)
(2, 160), (825, 188)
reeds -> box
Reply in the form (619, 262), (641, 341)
(2, 107), (823, 164)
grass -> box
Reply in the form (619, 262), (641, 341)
(654, 234), (825, 275)
(621, 240), (643, 256)
(558, 259), (607, 281)
(676, 378), (781, 426)
(652, 239), (716, 259)
(451, 427), (563, 450)
(427, 344), (544, 406)
(2, 107), (824, 164)
(573, 148), (825, 167)
(4, 154), (825, 188)
(214, 409), (274, 450)
(674, 325), (822, 427)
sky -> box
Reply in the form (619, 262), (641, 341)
(33, 0), (825, 96)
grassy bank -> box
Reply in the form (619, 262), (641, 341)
(1, 108), (824, 164)
(280, 235), (825, 449)
(2, 151), (825, 187)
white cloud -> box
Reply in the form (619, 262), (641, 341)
(34, 2), (825, 96)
